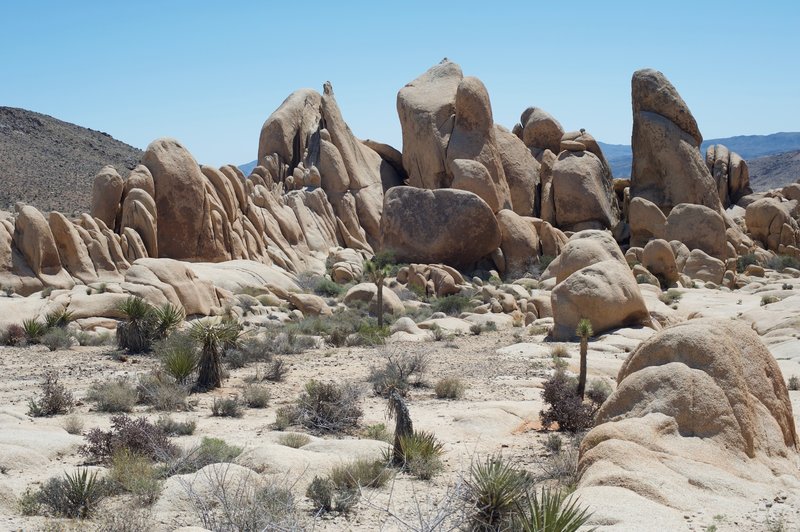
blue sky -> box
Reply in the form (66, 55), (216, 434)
(1, 1), (798, 167)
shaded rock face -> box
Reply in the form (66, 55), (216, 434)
(705, 144), (753, 207)
(745, 197), (800, 253)
(381, 186), (501, 267)
(630, 69), (721, 214)
(516, 107), (564, 154)
(577, 319), (798, 526)
(552, 150), (619, 231)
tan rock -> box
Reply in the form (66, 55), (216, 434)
(257, 89), (322, 169)
(494, 125), (539, 217)
(628, 196), (666, 248)
(343, 282), (404, 316)
(641, 239), (679, 286)
(544, 230), (626, 284)
(48, 212), (97, 284)
(91, 165), (124, 229)
(496, 210), (540, 278)
(552, 151), (619, 231)
(519, 107), (564, 153)
(665, 203), (727, 260)
(14, 205), (73, 289)
(682, 248), (725, 284)
(287, 292), (332, 316)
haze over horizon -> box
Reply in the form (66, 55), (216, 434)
(2, 0), (798, 167)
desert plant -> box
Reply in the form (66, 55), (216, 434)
(2, 323), (26, 346)
(788, 375), (800, 391)
(362, 422), (393, 443)
(192, 319), (241, 391)
(306, 475), (359, 514)
(62, 414), (84, 435)
(291, 380), (363, 434)
(736, 253), (759, 273)
(575, 319), (593, 400)
(28, 370), (74, 417)
(92, 507), (153, 532)
(74, 330), (112, 346)
(44, 308), (74, 329)
(109, 449), (162, 505)
(40, 327), (73, 351)
(211, 396), (243, 418)
(761, 295), (780, 306)
(465, 454), (533, 530)
(540, 370), (594, 433)
(470, 323), (484, 335)
(329, 458), (392, 490)
(535, 436), (581, 489)
(80, 414), (177, 464)
(351, 320), (390, 346)
(117, 296), (157, 353)
(315, 277), (346, 298)
(22, 318), (46, 344)
(277, 433), (311, 448)
(155, 415), (196, 436)
(550, 344), (570, 358)
(241, 384), (270, 408)
(586, 378), (612, 407)
(364, 257), (391, 327)
(157, 331), (198, 385)
(515, 487), (595, 532)
(767, 254), (800, 272)
(369, 349), (429, 397)
(265, 357), (289, 382)
(432, 294), (472, 316)
(30, 468), (110, 518)
(435, 377), (466, 399)
(151, 303), (185, 340)
(137, 371), (188, 411)
(165, 437), (242, 475)
(544, 433), (562, 454)
(394, 431), (445, 480)
(86, 378), (138, 413)
(658, 288), (683, 305)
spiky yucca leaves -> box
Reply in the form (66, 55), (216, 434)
(22, 318), (47, 344)
(44, 308), (74, 329)
(191, 319), (241, 391)
(157, 331), (198, 384)
(466, 455), (533, 530)
(152, 303), (185, 340)
(117, 296), (157, 353)
(575, 318), (593, 400)
(34, 468), (109, 519)
(394, 430), (445, 480)
(515, 487), (596, 532)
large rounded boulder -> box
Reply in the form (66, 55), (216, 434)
(381, 186), (500, 267)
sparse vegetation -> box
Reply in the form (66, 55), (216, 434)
(540, 369), (597, 433)
(43, 308), (74, 329)
(369, 350), (429, 397)
(283, 380), (363, 434)
(432, 294), (472, 316)
(265, 357), (289, 382)
(788, 375), (799, 391)
(767, 254), (800, 272)
(62, 414), (84, 435)
(40, 327), (73, 351)
(314, 277), (346, 298)
(28, 371), (74, 417)
(155, 415), (196, 436)
(761, 295), (780, 306)
(435, 377), (466, 399)
(136, 371), (188, 411)
(658, 288), (683, 305)
(550, 344), (570, 358)
(329, 458), (392, 490)
(192, 319), (241, 391)
(465, 454), (533, 530)
(277, 433), (311, 448)
(86, 378), (138, 413)
(156, 331), (197, 384)
(362, 422), (393, 443)
(241, 383), (270, 408)
(515, 487), (595, 532)
(211, 396), (243, 418)
(736, 252), (759, 273)
(306, 475), (359, 514)
(23, 468), (110, 518)
(393, 431), (445, 480)
(117, 296), (157, 353)
(576, 318), (593, 400)
(80, 414), (177, 464)
(109, 449), (162, 505)
(22, 318), (47, 344)
(2, 323), (26, 346)
(166, 437), (242, 475)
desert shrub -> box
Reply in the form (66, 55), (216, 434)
(28, 371), (74, 417)
(658, 288), (683, 305)
(484, 321), (498, 332)
(62, 414), (84, 435)
(265, 357), (289, 382)
(211, 396), (243, 418)
(369, 350), (429, 397)
(224, 334), (276, 368)
(350, 320), (390, 346)
(535, 436), (581, 489)
(92, 507), (153, 532)
(515, 487), (594, 532)
(40, 328), (74, 351)
(156, 331), (198, 384)
(470, 323), (484, 336)
(394, 431), (445, 480)
(44, 308), (74, 330)
(761, 295), (780, 306)
(736, 253), (759, 273)
(362, 422), (393, 443)
(109, 449), (162, 505)
(539, 370), (595, 433)
(329, 458), (392, 490)
(3, 323), (26, 346)
(277, 433), (311, 448)
(155, 415), (196, 436)
(767, 254), (800, 272)
(22, 318), (47, 344)
(586, 378), (612, 407)
(435, 377), (466, 399)
(152, 303), (185, 339)
(25, 468), (110, 518)
(192, 319), (242, 391)
(432, 294), (472, 316)
(74, 330), (112, 346)
(273, 405), (297, 431)
(165, 437), (242, 476)
(117, 296), (157, 353)
(306, 476), (359, 514)
(465, 455), (534, 530)
(788, 375), (800, 391)
(314, 277), (346, 298)
(241, 384), (270, 408)
(136, 371), (188, 411)
(782, 282), (794, 290)
(544, 433), (562, 454)
(80, 414), (177, 464)
(550, 344), (570, 358)
(86, 378), (138, 413)
(180, 463), (300, 531)
(290, 380), (362, 434)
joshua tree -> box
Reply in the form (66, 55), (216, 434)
(575, 318), (593, 400)
(363, 257), (392, 328)
(388, 389), (413, 466)
(191, 319), (241, 391)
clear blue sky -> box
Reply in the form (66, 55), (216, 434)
(2, 1), (798, 167)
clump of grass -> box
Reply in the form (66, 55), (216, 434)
(431, 294), (472, 316)
(788, 375), (799, 391)
(393, 431), (445, 480)
(761, 295), (780, 306)
(369, 350), (429, 397)
(22, 318), (47, 344)
(108, 449), (162, 505)
(659, 289), (683, 305)
(28, 370), (74, 417)
(470, 323), (484, 336)
(156, 331), (198, 384)
(736, 253), (759, 273)
(265, 357), (289, 382)
(767, 254), (800, 272)
(86, 378), (138, 413)
(465, 455), (533, 530)
(241, 384), (270, 408)
(136, 371), (188, 411)
(2, 323), (26, 346)
(515, 487), (595, 532)
(74, 330), (113, 346)
(62, 414), (84, 435)
(329, 458), (392, 490)
(164, 437), (242, 476)
(40, 328), (73, 351)
(550, 344), (570, 358)
(306, 475), (359, 514)
(314, 277), (346, 298)
(435, 377), (466, 399)
(277, 433), (311, 448)
(21, 469), (109, 518)
(156, 415), (196, 436)
(544, 433), (562, 454)
(361, 423), (393, 443)
(211, 397), (243, 418)
(283, 380), (363, 434)
(44, 308), (74, 329)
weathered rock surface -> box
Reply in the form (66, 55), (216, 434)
(552, 150), (619, 231)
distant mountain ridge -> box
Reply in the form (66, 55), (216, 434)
(0, 106), (142, 214)
(600, 132), (800, 190)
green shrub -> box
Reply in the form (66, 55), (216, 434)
(117, 296), (157, 353)
(394, 431), (445, 480)
(330, 458), (392, 490)
(43, 308), (73, 330)
(290, 380), (362, 434)
(788, 375), (799, 391)
(470, 323), (484, 336)
(241, 384), (270, 408)
(586, 379), (612, 407)
(539, 370), (595, 433)
(432, 294), (472, 316)
(435, 377), (466, 399)
(40, 327), (73, 351)
(62, 414), (84, 435)
(26, 468), (109, 518)
(315, 277), (346, 298)
(165, 437), (242, 475)
(86, 378), (138, 413)
(157, 331), (198, 384)
(515, 487), (594, 532)
(265, 357), (289, 382)
(465, 455), (534, 530)
(277, 433), (311, 448)
(306, 476), (359, 514)
(155, 415), (196, 436)
(192, 319), (242, 391)
(28, 371), (74, 417)
(137, 371), (188, 411)
(109, 449), (162, 505)
(736, 253), (759, 273)
(80, 414), (177, 464)
(273, 405), (297, 431)
(211, 397), (243, 418)
(351, 321), (390, 346)
(767, 254), (800, 272)
(659, 289), (683, 305)
(2, 323), (26, 346)
(544, 433), (562, 454)
(369, 350), (428, 397)
(22, 318), (46, 344)
(74, 330), (112, 346)
(361, 423), (393, 443)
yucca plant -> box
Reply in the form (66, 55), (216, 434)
(363, 257), (392, 328)
(394, 430), (445, 480)
(191, 319), (241, 391)
(22, 318), (47, 344)
(514, 487), (596, 532)
(35, 468), (108, 518)
(157, 332), (197, 384)
(152, 303), (185, 340)
(44, 308), (74, 329)
(117, 296), (156, 353)
(575, 318), (593, 400)
(466, 455), (533, 530)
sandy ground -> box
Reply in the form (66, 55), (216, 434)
(0, 283), (799, 531)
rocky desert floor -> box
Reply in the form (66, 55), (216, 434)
(1, 276), (800, 532)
